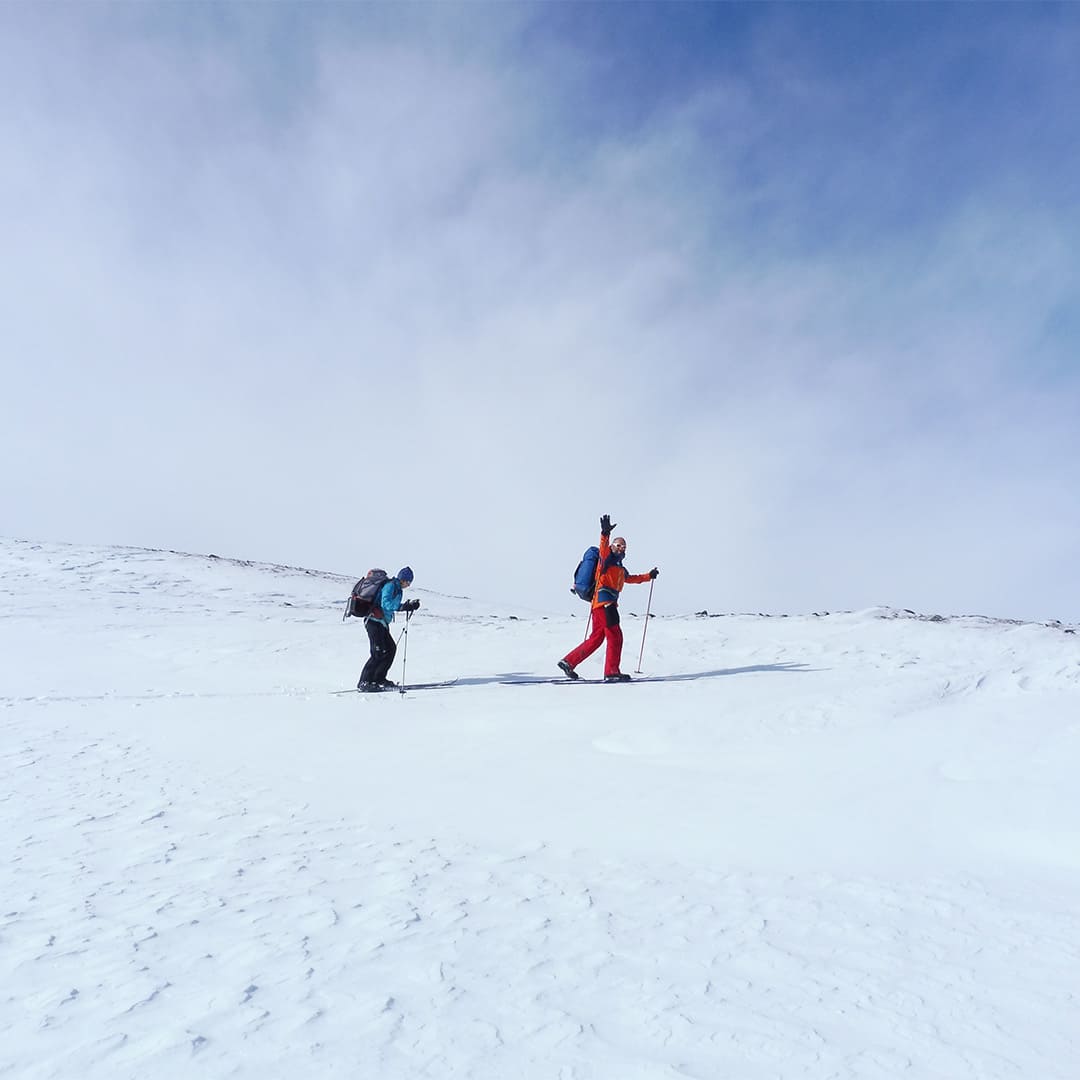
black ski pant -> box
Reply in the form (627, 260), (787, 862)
(360, 619), (397, 684)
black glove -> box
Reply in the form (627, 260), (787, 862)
(649, 567), (659, 579)
(600, 514), (615, 536)
(402, 599), (420, 612)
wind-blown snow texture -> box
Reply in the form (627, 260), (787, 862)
(3, 538), (1079, 1079)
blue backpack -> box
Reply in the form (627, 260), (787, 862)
(571, 546), (600, 601)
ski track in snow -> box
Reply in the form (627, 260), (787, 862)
(2, 538), (1080, 1079)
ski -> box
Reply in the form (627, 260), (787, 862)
(500, 676), (660, 686)
(499, 678), (575, 685)
(333, 679), (459, 695)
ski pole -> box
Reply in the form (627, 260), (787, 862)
(398, 608), (412, 694)
(635, 578), (655, 673)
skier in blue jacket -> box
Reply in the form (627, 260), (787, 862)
(358, 567), (419, 691)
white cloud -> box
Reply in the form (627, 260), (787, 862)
(2, 6), (1078, 621)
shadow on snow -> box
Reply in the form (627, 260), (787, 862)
(452, 662), (816, 687)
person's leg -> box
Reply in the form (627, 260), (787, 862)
(602, 604), (625, 677)
(564, 606), (607, 670)
(359, 620), (381, 684)
(371, 621), (398, 684)
(360, 620), (395, 686)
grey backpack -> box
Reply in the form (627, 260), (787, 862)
(344, 569), (389, 621)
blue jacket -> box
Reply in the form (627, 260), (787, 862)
(366, 578), (404, 625)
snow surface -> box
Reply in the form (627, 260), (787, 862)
(2, 538), (1079, 1079)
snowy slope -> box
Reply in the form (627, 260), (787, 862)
(2, 538), (1079, 1079)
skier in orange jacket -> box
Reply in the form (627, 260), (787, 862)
(559, 514), (658, 682)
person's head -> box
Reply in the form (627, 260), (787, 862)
(397, 566), (414, 588)
(611, 537), (627, 556)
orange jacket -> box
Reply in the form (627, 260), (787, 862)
(592, 532), (651, 608)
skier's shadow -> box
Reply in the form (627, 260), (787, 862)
(627, 662), (816, 682)
(455, 662), (815, 686)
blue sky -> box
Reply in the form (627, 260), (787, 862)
(2, 2), (1078, 621)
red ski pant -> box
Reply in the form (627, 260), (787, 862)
(564, 604), (623, 677)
